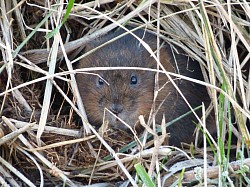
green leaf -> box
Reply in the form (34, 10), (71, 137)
(46, 0), (75, 39)
(134, 163), (156, 187)
(62, 0), (75, 24)
(13, 11), (53, 58)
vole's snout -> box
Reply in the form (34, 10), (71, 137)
(110, 103), (123, 115)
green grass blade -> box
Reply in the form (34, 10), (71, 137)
(13, 11), (53, 58)
(62, 0), (75, 24)
(46, 0), (75, 39)
(134, 163), (156, 187)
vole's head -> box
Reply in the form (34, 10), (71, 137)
(75, 28), (172, 130)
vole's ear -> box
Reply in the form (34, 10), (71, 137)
(143, 42), (176, 73)
(72, 45), (92, 69)
(84, 42), (96, 51)
(159, 45), (176, 72)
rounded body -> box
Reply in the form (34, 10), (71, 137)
(75, 28), (214, 146)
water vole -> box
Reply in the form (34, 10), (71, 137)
(75, 28), (215, 146)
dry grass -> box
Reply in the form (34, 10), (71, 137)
(0, 0), (249, 186)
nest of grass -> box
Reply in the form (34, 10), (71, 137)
(0, 0), (249, 186)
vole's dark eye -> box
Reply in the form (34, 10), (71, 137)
(97, 77), (104, 87)
(130, 75), (137, 85)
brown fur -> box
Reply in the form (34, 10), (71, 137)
(75, 28), (215, 146)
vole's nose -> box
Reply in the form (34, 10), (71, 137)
(110, 103), (123, 115)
